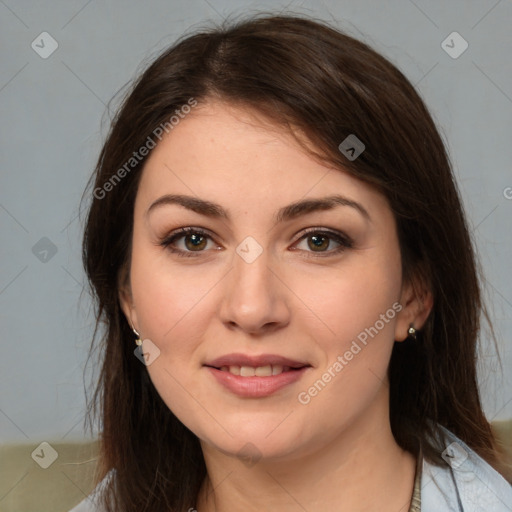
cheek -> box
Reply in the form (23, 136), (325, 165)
(295, 281), (399, 428)
(129, 254), (213, 427)
(128, 250), (223, 421)
(291, 254), (402, 420)
(129, 247), (223, 343)
(288, 252), (402, 350)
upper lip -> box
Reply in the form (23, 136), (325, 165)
(204, 353), (311, 369)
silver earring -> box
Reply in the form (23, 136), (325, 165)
(132, 327), (143, 346)
(408, 324), (417, 340)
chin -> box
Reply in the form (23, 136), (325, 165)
(195, 419), (310, 462)
(207, 436), (298, 463)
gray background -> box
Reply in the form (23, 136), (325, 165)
(1, 0), (511, 446)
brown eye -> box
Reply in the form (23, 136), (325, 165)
(293, 229), (354, 257)
(307, 234), (330, 251)
(159, 227), (218, 257)
(184, 233), (207, 251)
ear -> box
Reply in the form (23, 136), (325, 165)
(394, 275), (433, 342)
(118, 268), (139, 333)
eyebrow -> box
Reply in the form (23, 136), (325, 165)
(146, 194), (371, 223)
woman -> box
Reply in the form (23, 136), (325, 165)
(72, 14), (512, 512)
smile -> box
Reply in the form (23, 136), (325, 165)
(203, 353), (312, 397)
(204, 365), (310, 398)
(217, 364), (297, 376)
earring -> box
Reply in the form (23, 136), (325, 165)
(132, 326), (143, 346)
(408, 324), (417, 340)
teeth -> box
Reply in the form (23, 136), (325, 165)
(255, 365), (272, 377)
(240, 366), (255, 377)
(218, 365), (295, 376)
(272, 365), (283, 375)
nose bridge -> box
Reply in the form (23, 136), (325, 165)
(219, 240), (290, 332)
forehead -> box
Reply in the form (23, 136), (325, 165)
(146, 100), (314, 169)
(136, 100), (390, 220)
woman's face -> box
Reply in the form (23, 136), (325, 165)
(120, 100), (419, 462)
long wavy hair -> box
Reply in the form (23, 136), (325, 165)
(81, 13), (511, 512)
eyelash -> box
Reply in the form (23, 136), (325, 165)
(158, 227), (354, 259)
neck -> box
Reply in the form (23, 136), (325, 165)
(196, 388), (417, 512)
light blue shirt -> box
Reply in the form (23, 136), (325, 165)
(69, 425), (512, 511)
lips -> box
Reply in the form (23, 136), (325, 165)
(203, 353), (312, 398)
(204, 353), (310, 369)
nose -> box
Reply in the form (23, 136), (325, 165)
(218, 248), (291, 335)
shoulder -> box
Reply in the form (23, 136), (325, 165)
(67, 469), (115, 512)
(422, 424), (512, 511)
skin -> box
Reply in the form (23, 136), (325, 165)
(119, 100), (433, 512)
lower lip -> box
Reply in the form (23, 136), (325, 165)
(205, 366), (310, 398)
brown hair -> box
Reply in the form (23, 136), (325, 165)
(81, 13), (511, 512)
